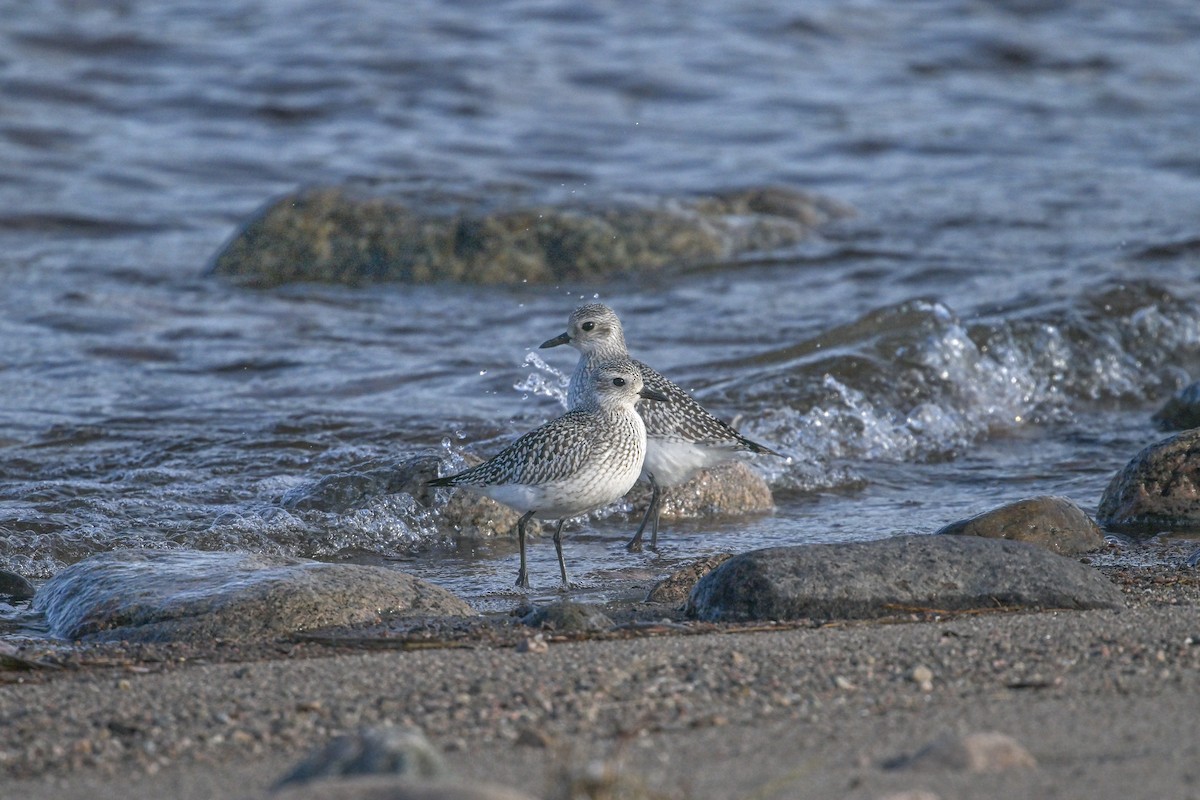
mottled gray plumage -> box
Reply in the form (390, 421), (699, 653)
(541, 303), (781, 551)
(429, 358), (665, 589)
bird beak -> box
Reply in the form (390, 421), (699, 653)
(639, 388), (668, 403)
(540, 332), (571, 349)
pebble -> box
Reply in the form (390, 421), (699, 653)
(885, 731), (1037, 773)
(515, 635), (548, 654)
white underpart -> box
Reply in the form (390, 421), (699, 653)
(644, 436), (740, 487)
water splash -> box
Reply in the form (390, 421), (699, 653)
(514, 351), (570, 408)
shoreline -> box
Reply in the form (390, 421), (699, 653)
(3, 563), (1199, 799)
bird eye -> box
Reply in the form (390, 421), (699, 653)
(612, 377), (626, 387)
(581, 321), (595, 332)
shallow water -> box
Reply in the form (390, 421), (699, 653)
(3, 1), (1200, 625)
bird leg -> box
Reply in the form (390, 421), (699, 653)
(552, 519), (569, 588)
(626, 474), (661, 552)
(515, 510), (536, 589)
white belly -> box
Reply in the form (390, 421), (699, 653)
(643, 436), (738, 487)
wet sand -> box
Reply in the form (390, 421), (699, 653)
(3, 565), (1199, 800)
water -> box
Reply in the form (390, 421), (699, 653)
(3, 0), (1200, 623)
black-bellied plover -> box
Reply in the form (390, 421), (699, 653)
(429, 359), (667, 589)
(541, 303), (781, 552)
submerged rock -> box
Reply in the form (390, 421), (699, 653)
(284, 454), (521, 539)
(935, 495), (1105, 555)
(208, 186), (849, 287)
(1152, 381), (1200, 431)
(685, 535), (1124, 622)
(35, 550), (474, 643)
(0, 569), (35, 601)
(1098, 428), (1200, 531)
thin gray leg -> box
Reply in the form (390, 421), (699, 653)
(552, 519), (569, 588)
(515, 510), (536, 589)
(648, 496), (662, 551)
(626, 474), (661, 552)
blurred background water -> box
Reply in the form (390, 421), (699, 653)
(3, 0), (1200, 616)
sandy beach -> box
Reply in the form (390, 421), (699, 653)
(3, 563), (1199, 800)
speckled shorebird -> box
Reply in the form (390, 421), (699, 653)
(428, 359), (667, 589)
(541, 303), (781, 552)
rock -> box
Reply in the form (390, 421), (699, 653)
(515, 634), (549, 654)
(0, 569), (35, 601)
(520, 601), (613, 633)
(1098, 428), (1200, 531)
(935, 495), (1105, 555)
(275, 727), (446, 789)
(34, 550), (474, 643)
(273, 776), (539, 800)
(625, 461), (774, 523)
(208, 186), (850, 287)
(645, 554), (734, 604)
(284, 454), (521, 538)
(884, 731), (1037, 773)
(685, 535), (1124, 622)
(281, 457), (443, 513)
(1152, 381), (1200, 430)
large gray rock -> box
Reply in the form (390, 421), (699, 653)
(208, 186), (849, 287)
(935, 495), (1105, 555)
(686, 535), (1124, 622)
(35, 550), (474, 643)
(1098, 428), (1200, 531)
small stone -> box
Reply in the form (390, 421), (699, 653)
(516, 635), (548, 654)
(514, 727), (555, 749)
(834, 675), (856, 691)
(274, 727), (446, 789)
(645, 554), (734, 605)
(273, 776), (540, 800)
(520, 601), (612, 633)
(885, 731), (1037, 773)
(912, 665), (934, 691)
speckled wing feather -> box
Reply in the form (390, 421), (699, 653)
(431, 410), (597, 487)
(627, 359), (778, 454)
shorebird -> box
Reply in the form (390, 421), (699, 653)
(428, 358), (667, 589)
(541, 303), (780, 552)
